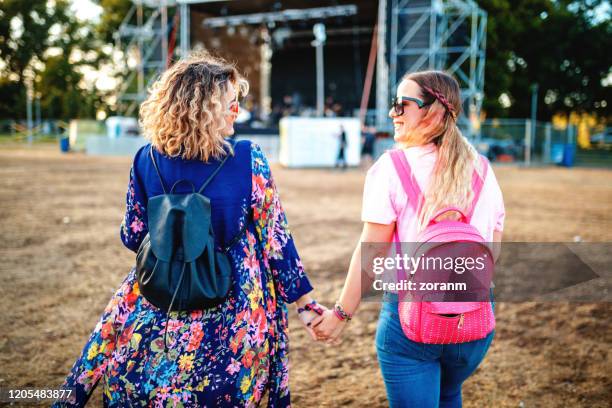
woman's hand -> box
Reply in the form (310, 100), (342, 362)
(297, 308), (325, 341)
(295, 296), (327, 341)
(312, 309), (347, 345)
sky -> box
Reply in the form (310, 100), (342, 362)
(71, 0), (102, 23)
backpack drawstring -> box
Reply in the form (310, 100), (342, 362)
(163, 263), (187, 355)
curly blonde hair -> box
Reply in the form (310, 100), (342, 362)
(139, 51), (249, 161)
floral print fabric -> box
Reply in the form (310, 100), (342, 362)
(54, 142), (312, 407)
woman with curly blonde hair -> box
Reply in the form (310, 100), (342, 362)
(55, 52), (324, 407)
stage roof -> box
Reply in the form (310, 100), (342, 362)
(189, 0), (378, 27)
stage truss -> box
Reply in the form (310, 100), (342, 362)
(378, 0), (487, 136)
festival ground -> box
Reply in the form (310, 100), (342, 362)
(0, 144), (610, 407)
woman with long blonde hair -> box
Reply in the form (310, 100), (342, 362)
(54, 52), (324, 407)
(313, 71), (505, 407)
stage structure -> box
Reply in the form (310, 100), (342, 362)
(198, 4), (359, 121)
(114, 1), (359, 118)
(378, 0), (487, 136)
(113, 0), (486, 137)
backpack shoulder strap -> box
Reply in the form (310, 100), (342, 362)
(389, 149), (419, 281)
(466, 155), (489, 222)
(388, 149), (422, 213)
(149, 145), (168, 194)
(197, 141), (235, 194)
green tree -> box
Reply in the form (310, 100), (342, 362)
(36, 1), (102, 119)
(0, 77), (25, 119)
(0, 0), (103, 119)
(0, 0), (59, 119)
(94, 0), (133, 45)
(479, 0), (611, 120)
(36, 55), (99, 120)
(0, 0), (57, 85)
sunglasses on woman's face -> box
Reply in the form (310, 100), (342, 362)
(228, 96), (240, 114)
(391, 96), (431, 116)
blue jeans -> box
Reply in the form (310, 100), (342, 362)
(375, 293), (494, 408)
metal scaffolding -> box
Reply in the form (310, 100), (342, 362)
(378, 0), (487, 137)
(115, 0), (193, 116)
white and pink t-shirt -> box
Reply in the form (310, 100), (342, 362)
(361, 143), (505, 242)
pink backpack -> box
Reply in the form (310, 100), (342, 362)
(389, 149), (495, 344)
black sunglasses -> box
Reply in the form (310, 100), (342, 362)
(391, 96), (432, 115)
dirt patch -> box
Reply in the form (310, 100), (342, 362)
(0, 145), (610, 407)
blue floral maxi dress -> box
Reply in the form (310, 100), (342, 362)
(55, 141), (313, 407)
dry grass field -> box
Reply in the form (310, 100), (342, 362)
(0, 144), (610, 407)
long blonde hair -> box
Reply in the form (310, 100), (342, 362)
(399, 70), (481, 230)
(139, 51), (249, 161)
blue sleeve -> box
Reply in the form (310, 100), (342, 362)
(250, 144), (313, 303)
(120, 148), (148, 252)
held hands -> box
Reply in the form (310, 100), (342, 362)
(312, 309), (347, 345)
(296, 299), (350, 345)
(295, 300), (327, 341)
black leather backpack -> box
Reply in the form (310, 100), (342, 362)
(136, 144), (244, 315)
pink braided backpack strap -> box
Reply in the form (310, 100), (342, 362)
(389, 149), (423, 283)
(466, 155), (489, 222)
(388, 149), (422, 214)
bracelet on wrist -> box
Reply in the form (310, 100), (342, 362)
(334, 302), (352, 322)
(296, 301), (312, 314)
(297, 300), (323, 316)
(333, 309), (347, 322)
